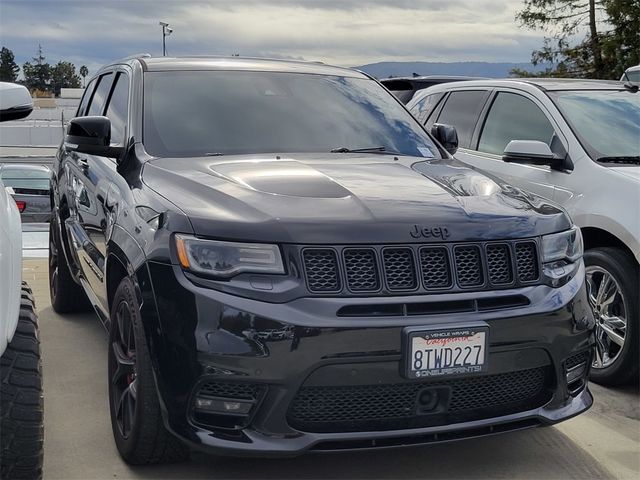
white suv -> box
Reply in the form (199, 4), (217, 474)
(0, 82), (43, 479)
(407, 79), (639, 385)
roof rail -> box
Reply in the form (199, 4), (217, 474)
(119, 53), (152, 61)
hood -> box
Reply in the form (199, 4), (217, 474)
(610, 166), (640, 182)
(142, 153), (570, 244)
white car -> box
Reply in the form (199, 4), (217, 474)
(0, 83), (43, 479)
(407, 79), (639, 385)
(621, 65), (640, 83)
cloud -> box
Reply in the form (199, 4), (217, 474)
(0, 0), (540, 75)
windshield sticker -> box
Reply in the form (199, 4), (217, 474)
(417, 147), (435, 158)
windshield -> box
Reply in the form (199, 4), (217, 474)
(549, 90), (640, 160)
(143, 71), (441, 158)
(624, 69), (640, 82)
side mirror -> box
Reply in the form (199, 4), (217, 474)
(65, 116), (122, 158)
(502, 140), (567, 171)
(0, 83), (34, 122)
(431, 123), (458, 155)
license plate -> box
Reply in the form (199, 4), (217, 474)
(405, 327), (488, 379)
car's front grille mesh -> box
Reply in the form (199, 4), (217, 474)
(419, 247), (452, 289)
(197, 382), (264, 401)
(454, 246), (484, 287)
(565, 351), (591, 370)
(383, 248), (417, 290)
(344, 249), (380, 291)
(515, 242), (539, 282)
(287, 367), (551, 433)
(302, 239), (540, 294)
(303, 249), (341, 292)
(486, 244), (513, 285)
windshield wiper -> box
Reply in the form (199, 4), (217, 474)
(331, 145), (385, 153)
(330, 146), (401, 155)
(597, 156), (640, 164)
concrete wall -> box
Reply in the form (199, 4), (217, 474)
(0, 97), (79, 147)
(60, 88), (84, 99)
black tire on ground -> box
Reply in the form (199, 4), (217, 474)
(0, 283), (44, 480)
(49, 215), (90, 313)
(585, 247), (639, 386)
(108, 277), (189, 465)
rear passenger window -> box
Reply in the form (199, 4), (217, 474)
(87, 73), (114, 116)
(436, 91), (489, 148)
(410, 93), (445, 124)
(104, 73), (130, 145)
(76, 79), (96, 117)
(478, 92), (554, 156)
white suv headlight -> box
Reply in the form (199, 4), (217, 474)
(541, 227), (583, 263)
(175, 235), (285, 278)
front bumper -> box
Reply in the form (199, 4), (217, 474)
(140, 260), (594, 456)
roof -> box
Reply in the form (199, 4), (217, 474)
(380, 76), (488, 83)
(516, 78), (626, 91)
(625, 65), (640, 72)
(416, 78), (627, 92)
(133, 56), (366, 78)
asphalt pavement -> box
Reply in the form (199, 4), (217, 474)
(22, 258), (639, 480)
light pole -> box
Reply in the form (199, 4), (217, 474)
(159, 21), (173, 56)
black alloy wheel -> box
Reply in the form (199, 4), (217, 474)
(109, 299), (138, 439)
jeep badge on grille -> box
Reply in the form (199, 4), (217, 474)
(410, 225), (450, 240)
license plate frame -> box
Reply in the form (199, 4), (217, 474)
(403, 326), (489, 379)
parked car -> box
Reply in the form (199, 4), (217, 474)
(0, 164), (52, 223)
(380, 76), (488, 104)
(407, 79), (639, 385)
(50, 55), (594, 464)
(0, 84), (44, 479)
(0, 82), (34, 121)
(621, 65), (640, 83)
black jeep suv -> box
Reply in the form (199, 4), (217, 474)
(50, 56), (594, 464)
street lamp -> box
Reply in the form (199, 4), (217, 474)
(159, 21), (173, 56)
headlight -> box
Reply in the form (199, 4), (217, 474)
(541, 227), (583, 263)
(175, 235), (285, 278)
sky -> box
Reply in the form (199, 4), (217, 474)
(0, 0), (544, 76)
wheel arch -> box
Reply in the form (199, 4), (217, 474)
(580, 227), (638, 265)
(106, 225), (158, 335)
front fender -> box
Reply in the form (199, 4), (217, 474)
(572, 213), (640, 263)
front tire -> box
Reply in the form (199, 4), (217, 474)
(108, 277), (189, 465)
(1, 284), (44, 480)
(585, 247), (639, 386)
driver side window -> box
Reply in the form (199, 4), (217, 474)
(478, 92), (554, 156)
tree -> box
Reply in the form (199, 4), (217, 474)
(513, 0), (639, 79)
(22, 44), (52, 92)
(79, 65), (88, 87)
(51, 61), (81, 96)
(0, 47), (20, 82)
(601, 0), (640, 76)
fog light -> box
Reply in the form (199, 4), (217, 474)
(194, 396), (254, 415)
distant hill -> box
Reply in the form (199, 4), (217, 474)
(354, 61), (545, 79)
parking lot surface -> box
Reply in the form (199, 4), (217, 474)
(22, 258), (639, 480)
